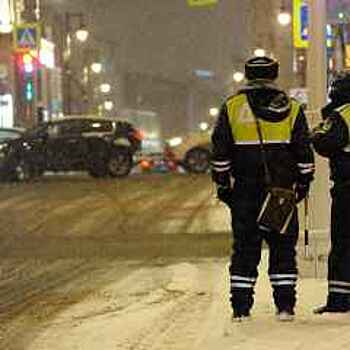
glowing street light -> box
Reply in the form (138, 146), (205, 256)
(277, 11), (291, 26)
(104, 100), (114, 111)
(199, 122), (209, 131)
(75, 27), (89, 42)
(233, 71), (244, 83)
(91, 62), (102, 74)
(209, 107), (219, 117)
(338, 12), (345, 20)
(100, 83), (111, 94)
(254, 48), (266, 57)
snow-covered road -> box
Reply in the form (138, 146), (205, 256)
(27, 252), (349, 350)
(0, 174), (339, 349)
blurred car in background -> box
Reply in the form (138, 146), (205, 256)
(0, 127), (25, 142)
(0, 117), (142, 181)
(167, 130), (211, 174)
(139, 154), (178, 173)
(136, 138), (178, 174)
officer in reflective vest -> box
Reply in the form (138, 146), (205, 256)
(211, 56), (315, 322)
(312, 72), (350, 314)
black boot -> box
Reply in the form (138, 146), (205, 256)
(276, 306), (295, 321)
(314, 294), (350, 314)
(232, 308), (251, 322)
(313, 304), (350, 314)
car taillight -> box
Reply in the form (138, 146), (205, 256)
(140, 159), (152, 170)
(131, 129), (144, 141)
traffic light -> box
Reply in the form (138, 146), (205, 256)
(25, 79), (34, 102)
(23, 53), (34, 74)
(17, 53), (36, 103)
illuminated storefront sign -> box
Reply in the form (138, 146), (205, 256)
(293, 0), (332, 48)
(0, 94), (14, 128)
(345, 45), (350, 68)
(0, 0), (13, 33)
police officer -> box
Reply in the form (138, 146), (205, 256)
(312, 72), (350, 314)
(211, 56), (315, 321)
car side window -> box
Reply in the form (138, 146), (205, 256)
(86, 120), (113, 133)
(48, 121), (84, 137)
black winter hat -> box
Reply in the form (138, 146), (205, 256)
(245, 56), (279, 81)
(329, 71), (350, 103)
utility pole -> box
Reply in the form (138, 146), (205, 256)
(306, 0), (330, 238)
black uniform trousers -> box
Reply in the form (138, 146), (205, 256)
(327, 187), (350, 305)
(229, 182), (299, 314)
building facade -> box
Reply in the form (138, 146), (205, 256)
(0, 0), (63, 128)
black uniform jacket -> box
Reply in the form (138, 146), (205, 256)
(312, 101), (350, 183)
(211, 81), (315, 188)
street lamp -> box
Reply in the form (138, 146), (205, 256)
(233, 71), (244, 83)
(277, 3), (291, 26)
(278, 12), (291, 26)
(100, 83), (111, 94)
(209, 107), (219, 117)
(199, 122), (209, 131)
(91, 62), (103, 74)
(75, 27), (89, 42)
(104, 100), (114, 111)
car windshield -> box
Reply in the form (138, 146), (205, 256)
(0, 129), (23, 141)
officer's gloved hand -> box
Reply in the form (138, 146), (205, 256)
(217, 185), (234, 207)
(295, 182), (310, 204)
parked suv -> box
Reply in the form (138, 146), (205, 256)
(0, 117), (142, 181)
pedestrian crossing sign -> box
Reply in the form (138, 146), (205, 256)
(187, 0), (218, 7)
(14, 23), (40, 52)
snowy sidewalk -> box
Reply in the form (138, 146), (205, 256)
(27, 252), (350, 350)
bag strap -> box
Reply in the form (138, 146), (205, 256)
(246, 93), (272, 186)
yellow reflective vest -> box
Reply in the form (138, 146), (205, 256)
(226, 94), (300, 145)
(335, 104), (350, 153)
(336, 104), (350, 128)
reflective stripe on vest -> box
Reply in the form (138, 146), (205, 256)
(226, 94), (300, 145)
(335, 104), (350, 153)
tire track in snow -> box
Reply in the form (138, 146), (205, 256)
(26, 261), (225, 350)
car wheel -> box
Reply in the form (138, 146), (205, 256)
(88, 157), (108, 178)
(108, 147), (133, 178)
(184, 147), (211, 174)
